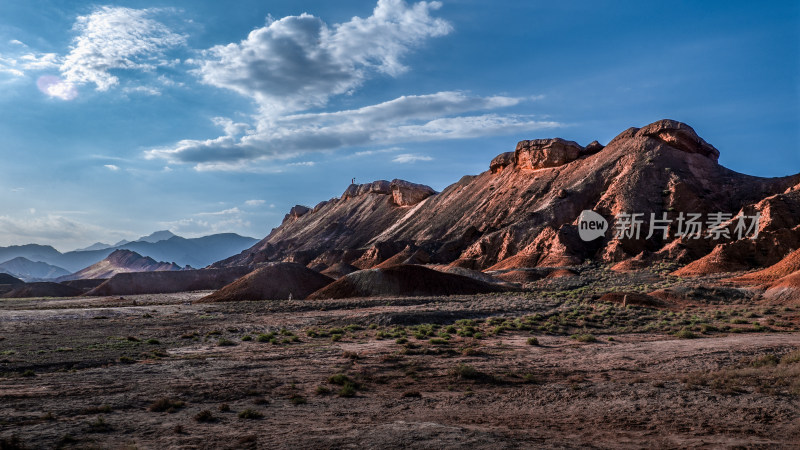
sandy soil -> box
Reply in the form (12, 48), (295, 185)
(0, 292), (798, 449)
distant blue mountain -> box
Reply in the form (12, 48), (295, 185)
(0, 232), (259, 275)
(0, 257), (71, 281)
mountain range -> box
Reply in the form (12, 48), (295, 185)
(0, 231), (258, 278)
(214, 119), (800, 276)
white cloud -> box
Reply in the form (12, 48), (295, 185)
(194, 0), (451, 114)
(146, 91), (559, 169)
(60, 6), (186, 91)
(2, 6), (185, 100)
(122, 85), (162, 96)
(350, 147), (403, 158)
(392, 153), (432, 163)
(0, 214), (129, 250)
(104, 164), (120, 171)
(244, 199), (265, 206)
(160, 209), (251, 237)
(0, 51), (60, 78)
(195, 207), (241, 216)
(287, 161), (315, 167)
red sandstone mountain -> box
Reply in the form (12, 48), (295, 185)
(761, 270), (800, 305)
(214, 120), (800, 275)
(725, 248), (800, 285)
(63, 249), (183, 281)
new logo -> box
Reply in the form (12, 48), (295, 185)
(578, 210), (609, 241)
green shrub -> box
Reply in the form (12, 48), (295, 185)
(256, 333), (275, 342)
(315, 385), (331, 395)
(289, 394), (307, 405)
(526, 337), (539, 346)
(194, 410), (215, 422)
(781, 350), (800, 365)
(675, 329), (696, 339)
(148, 398), (185, 413)
(338, 384), (356, 397)
(328, 373), (352, 385)
(238, 409), (263, 419)
(571, 333), (597, 343)
(450, 363), (480, 380)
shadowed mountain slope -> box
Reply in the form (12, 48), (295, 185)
(197, 263), (334, 302)
(306, 265), (508, 299)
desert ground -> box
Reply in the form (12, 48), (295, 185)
(1, 267), (799, 449)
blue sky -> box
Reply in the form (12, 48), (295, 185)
(0, 0), (797, 251)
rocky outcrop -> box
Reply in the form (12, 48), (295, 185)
(582, 140), (604, 156)
(340, 179), (435, 207)
(343, 180), (392, 199)
(490, 152), (515, 173)
(514, 138), (582, 170)
(390, 179), (436, 206)
(636, 119), (719, 161)
(283, 205), (311, 223)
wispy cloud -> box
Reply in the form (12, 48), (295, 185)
(0, 213), (129, 249)
(147, 91), (558, 170)
(195, 207), (241, 216)
(0, 50), (60, 77)
(161, 207), (250, 237)
(60, 6), (186, 92)
(244, 199), (265, 206)
(104, 164), (120, 171)
(392, 153), (432, 163)
(2, 7), (186, 100)
(349, 147), (403, 158)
